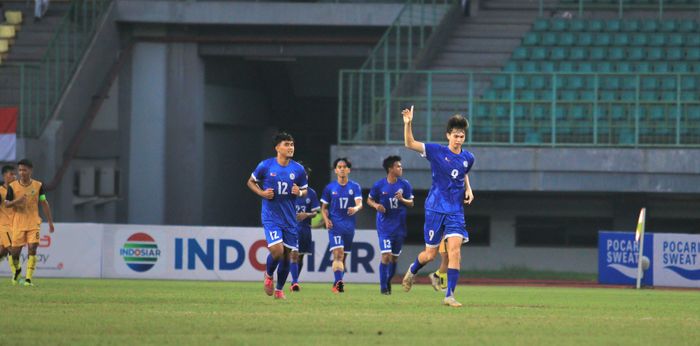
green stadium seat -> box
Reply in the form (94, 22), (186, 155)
(498, 90), (511, 99)
(667, 47), (683, 61)
(661, 91), (676, 101)
(678, 20), (697, 33)
(577, 32), (593, 46)
(588, 19), (604, 32)
(597, 61), (612, 72)
(621, 76), (636, 90)
(568, 76), (585, 89)
(620, 91), (636, 101)
(513, 47), (528, 60)
(692, 63), (700, 72)
(642, 77), (658, 90)
(602, 76), (621, 89)
(494, 104), (508, 118)
(570, 47), (587, 60)
(559, 33), (576, 46)
(590, 47), (606, 60)
(531, 47), (547, 60)
(654, 62), (669, 72)
(681, 91), (696, 101)
(668, 33), (684, 46)
(649, 105), (666, 121)
(595, 33), (612, 46)
(578, 62), (593, 72)
(688, 106), (700, 120)
(600, 91), (617, 101)
(613, 33), (630, 46)
(504, 61), (518, 72)
(649, 33), (666, 46)
(514, 75), (528, 88)
(523, 32), (539, 46)
(523, 61), (538, 72)
(610, 105), (626, 121)
(570, 19), (586, 32)
(635, 62), (651, 72)
(647, 48), (663, 60)
(555, 107), (566, 120)
(524, 132), (542, 144)
(551, 47), (567, 60)
(618, 130), (635, 145)
(660, 20), (678, 32)
(673, 62), (690, 72)
(542, 32), (557, 46)
(551, 19), (568, 31)
(681, 76), (697, 89)
(532, 104), (547, 119)
(627, 47), (645, 60)
(608, 47), (625, 60)
(475, 104), (489, 117)
(514, 104), (527, 118)
(533, 19), (549, 31)
(580, 90), (595, 100)
(482, 90), (497, 99)
(641, 20), (659, 32)
(492, 75), (508, 89)
(606, 19), (622, 32)
(622, 20), (640, 32)
(531, 75), (546, 89)
(685, 35), (700, 46)
(640, 91), (657, 100)
(632, 33), (648, 46)
(559, 61), (575, 71)
(687, 48), (700, 60)
(616, 62), (633, 72)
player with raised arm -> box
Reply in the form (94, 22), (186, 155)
(247, 132), (308, 300)
(4, 159), (55, 286)
(289, 163), (320, 292)
(0, 165), (17, 279)
(321, 158), (363, 293)
(367, 156), (414, 295)
(400, 106), (475, 307)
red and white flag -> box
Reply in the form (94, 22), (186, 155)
(0, 107), (17, 162)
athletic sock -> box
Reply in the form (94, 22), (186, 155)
(290, 262), (299, 284)
(379, 263), (388, 291)
(409, 258), (425, 275)
(12, 257), (20, 273)
(275, 259), (290, 290)
(446, 268), (459, 297)
(388, 262), (397, 281)
(7, 254), (15, 274)
(266, 254), (280, 277)
(26, 255), (37, 280)
(333, 270), (343, 285)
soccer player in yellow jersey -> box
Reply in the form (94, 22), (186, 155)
(0, 165), (17, 279)
(3, 159), (55, 286)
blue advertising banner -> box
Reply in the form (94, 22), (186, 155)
(598, 231), (653, 286)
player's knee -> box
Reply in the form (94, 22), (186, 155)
(381, 253), (391, 264)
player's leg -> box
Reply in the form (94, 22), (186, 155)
(10, 230), (26, 285)
(387, 235), (403, 294)
(402, 211), (444, 292)
(328, 230), (345, 293)
(289, 250), (300, 291)
(263, 224), (285, 295)
(338, 232), (354, 292)
(431, 238), (449, 291)
(377, 233), (392, 294)
(24, 241), (39, 286)
(0, 229), (13, 277)
(291, 227), (311, 291)
(273, 229), (298, 298)
(442, 214), (469, 307)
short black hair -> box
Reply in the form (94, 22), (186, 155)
(382, 155), (401, 173)
(333, 157), (351, 169)
(17, 159), (33, 169)
(273, 132), (294, 147)
(446, 114), (468, 134)
(1, 165), (14, 175)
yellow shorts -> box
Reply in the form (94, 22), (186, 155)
(438, 236), (447, 254)
(12, 229), (40, 247)
(0, 226), (11, 248)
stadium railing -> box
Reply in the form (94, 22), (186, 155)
(536, 0), (700, 18)
(337, 69), (700, 147)
(8, 0), (111, 138)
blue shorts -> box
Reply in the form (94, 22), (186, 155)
(378, 233), (405, 256)
(263, 223), (298, 251)
(297, 226), (313, 255)
(328, 230), (354, 253)
(423, 210), (469, 247)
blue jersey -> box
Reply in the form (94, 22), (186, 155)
(321, 180), (362, 233)
(295, 187), (320, 230)
(423, 143), (475, 215)
(251, 158), (308, 229)
(368, 177), (413, 236)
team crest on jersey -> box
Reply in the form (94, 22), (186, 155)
(306, 198), (310, 204)
(463, 161), (469, 168)
(349, 189), (354, 195)
(290, 173), (295, 180)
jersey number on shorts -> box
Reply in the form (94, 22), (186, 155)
(334, 236), (342, 244)
(383, 239), (391, 248)
(270, 231), (279, 240)
(428, 230), (435, 241)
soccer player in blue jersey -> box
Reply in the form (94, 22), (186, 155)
(367, 155), (414, 295)
(321, 158), (363, 293)
(401, 106), (475, 307)
(289, 163), (320, 292)
(247, 132), (308, 300)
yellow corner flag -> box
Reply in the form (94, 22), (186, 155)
(635, 208), (646, 243)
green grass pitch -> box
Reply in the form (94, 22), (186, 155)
(1, 279), (699, 345)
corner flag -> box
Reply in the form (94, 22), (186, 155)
(635, 208), (646, 289)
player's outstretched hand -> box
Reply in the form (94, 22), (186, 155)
(375, 204), (386, 213)
(464, 189), (474, 205)
(291, 184), (301, 197)
(325, 219), (333, 230)
(261, 188), (275, 200)
(347, 206), (359, 216)
(402, 105), (414, 124)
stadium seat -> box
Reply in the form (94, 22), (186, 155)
(542, 32), (557, 46)
(590, 47), (606, 60)
(595, 33), (612, 46)
(5, 11), (23, 25)
(0, 25), (16, 40)
(570, 47), (587, 60)
(668, 33), (684, 46)
(577, 32), (593, 46)
(0, 39), (8, 54)
(513, 47), (528, 60)
(687, 47), (700, 60)
(606, 19), (622, 32)
(559, 33), (576, 46)
(523, 33), (539, 46)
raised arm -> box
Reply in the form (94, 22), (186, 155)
(402, 105), (425, 153)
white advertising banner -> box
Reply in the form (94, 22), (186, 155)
(653, 233), (700, 288)
(0, 223), (103, 278)
(101, 225), (382, 283)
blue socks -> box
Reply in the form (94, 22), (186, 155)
(276, 259), (290, 290)
(266, 254), (280, 277)
(388, 262), (397, 281)
(290, 262), (299, 284)
(379, 263), (388, 291)
(334, 270), (343, 284)
(446, 268), (459, 297)
(410, 258), (425, 275)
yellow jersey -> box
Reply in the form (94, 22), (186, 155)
(0, 184), (14, 227)
(7, 179), (45, 231)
